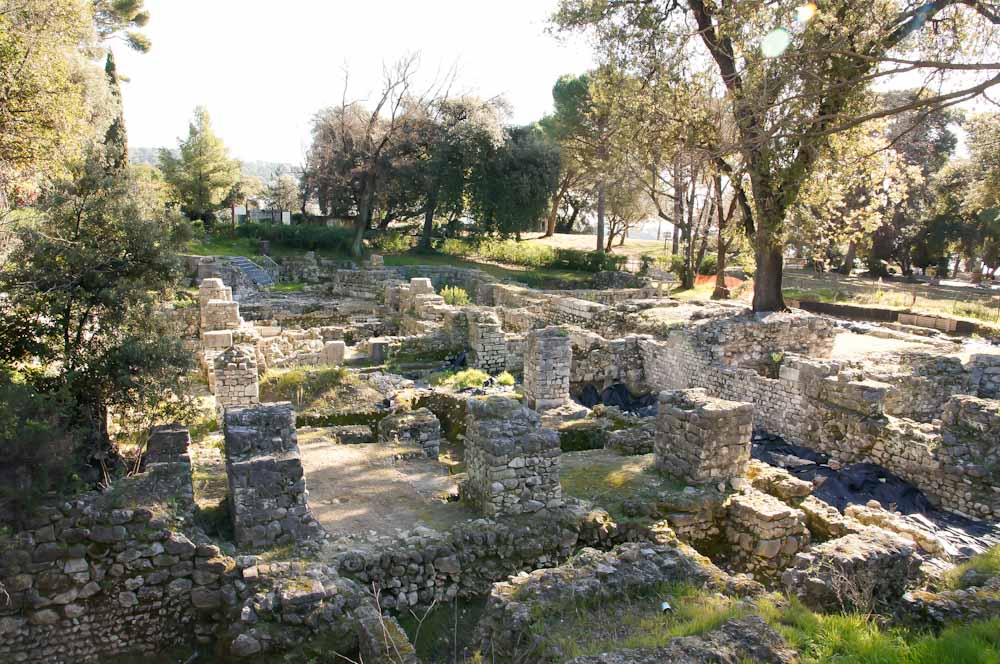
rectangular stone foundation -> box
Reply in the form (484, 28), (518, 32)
(655, 388), (752, 485)
(463, 396), (561, 517)
(223, 403), (323, 548)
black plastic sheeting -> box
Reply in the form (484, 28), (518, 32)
(753, 436), (999, 556)
(575, 383), (658, 416)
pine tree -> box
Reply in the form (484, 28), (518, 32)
(159, 106), (240, 224)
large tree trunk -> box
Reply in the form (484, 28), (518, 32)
(419, 193), (437, 252)
(544, 180), (569, 238)
(752, 242), (786, 312)
(352, 189), (374, 257)
(596, 181), (606, 254)
(838, 241), (856, 275)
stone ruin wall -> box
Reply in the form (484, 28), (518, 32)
(223, 403), (324, 549)
(639, 313), (1000, 521)
(462, 396), (562, 517)
(213, 345), (260, 412)
(0, 428), (237, 663)
(568, 328), (649, 394)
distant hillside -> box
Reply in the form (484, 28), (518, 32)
(128, 148), (296, 181)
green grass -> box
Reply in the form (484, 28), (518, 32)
(270, 281), (306, 293)
(259, 365), (350, 409)
(758, 596), (1000, 664)
(185, 234), (349, 259)
(429, 368), (490, 390)
(384, 252), (592, 288)
(441, 285), (470, 306)
(943, 545), (1000, 589)
(496, 371), (516, 387)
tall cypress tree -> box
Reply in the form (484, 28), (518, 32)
(103, 51), (128, 175)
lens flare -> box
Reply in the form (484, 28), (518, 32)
(761, 28), (792, 57)
(796, 2), (818, 23)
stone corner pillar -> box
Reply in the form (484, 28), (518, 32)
(523, 326), (572, 411)
(213, 345), (260, 412)
(655, 388), (752, 485)
(463, 396), (561, 517)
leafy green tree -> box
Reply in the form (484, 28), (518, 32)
(159, 106), (240, 225)
(411, 97), (506, 250)
(0, 146), (194, 483)
(103, 51), (128, 174)
(540, 74), (594, 238)
(468, 125), (561, 239)
(268, 174), (301, 212)
(555, 0), (1000, 310)
(0, 0), (92, 210)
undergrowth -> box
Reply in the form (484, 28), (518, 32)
(259, 365), (350, 409)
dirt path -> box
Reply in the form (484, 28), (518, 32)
(298, 428), (475, 541)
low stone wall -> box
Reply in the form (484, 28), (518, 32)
(640, 322), (1000, 521)
(336, 507), (606, 611)
(223, 403), (324, 549)
(469, 310), (507, 374)
(781, 528), (921, 612)
(724, 489), (810, 577)
(655, 388), (752, 485)
(568, 328), (649, 393)
(463, 396), (562, 517)
(969, 352), (1000, 398)
(213, 346), (260, 411)
(475, 542), (730, 663)
(0, 429), (238, 663)
(376, 408), (441, 459)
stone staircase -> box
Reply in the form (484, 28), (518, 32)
(227, 256), (275, 287)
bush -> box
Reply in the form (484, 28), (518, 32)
(698, 254), (718, 275)
(371, 230), (414, 254)
(496, 371), (516, 386)
(235, 222), (353, 254)
(441, 285), (470, 306)
(432, 368), (489, 390)
(441, 238), (626, 273)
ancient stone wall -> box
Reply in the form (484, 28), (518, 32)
(337, 508), (608, 611)
(868, 351), (968, 422)
(223, 403), (324, 548)
(469, 310), (507, 374)
(724, 489), (809, 577)
(376, 408), (442, 459)
(463, 396), (562, 517)
(213, 346), (260, 411)
(655, 388), (753, 485)
(641, 323), (1000, 520)
(969, 353), (1000, 398)
(523, 327), (572, 410)
(568, 328), (648, 393)
(0, 429), (238, 663)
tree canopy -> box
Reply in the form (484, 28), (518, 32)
(159, 106), (241, 224)
(554, 0), (1000, 310)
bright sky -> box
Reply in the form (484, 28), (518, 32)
(115, 0), (594, 165)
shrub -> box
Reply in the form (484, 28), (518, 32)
(235, 222), (353, 254)
(259, 366), (349, 408)
(441, 238), (626, 273)
(441, 285), (470, 306)
(371, 230), (414, 254)
(436, 368), (489, 390)
(698, 254), (718, 275)
(496, 371), (516, 386)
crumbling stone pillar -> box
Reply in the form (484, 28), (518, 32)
(321, 340), (346, 365)
(146, 423), (191, 464)
(223, 403), (323, 548)
(655, 388), (752, 485)
(523, 327), (571, 410)
(213, 345), (260, 411)
(470, 311), (507, 374)
(463, 396), (561, 517)
(725, 489), (810, 577)
(198, 277), (241, 337)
